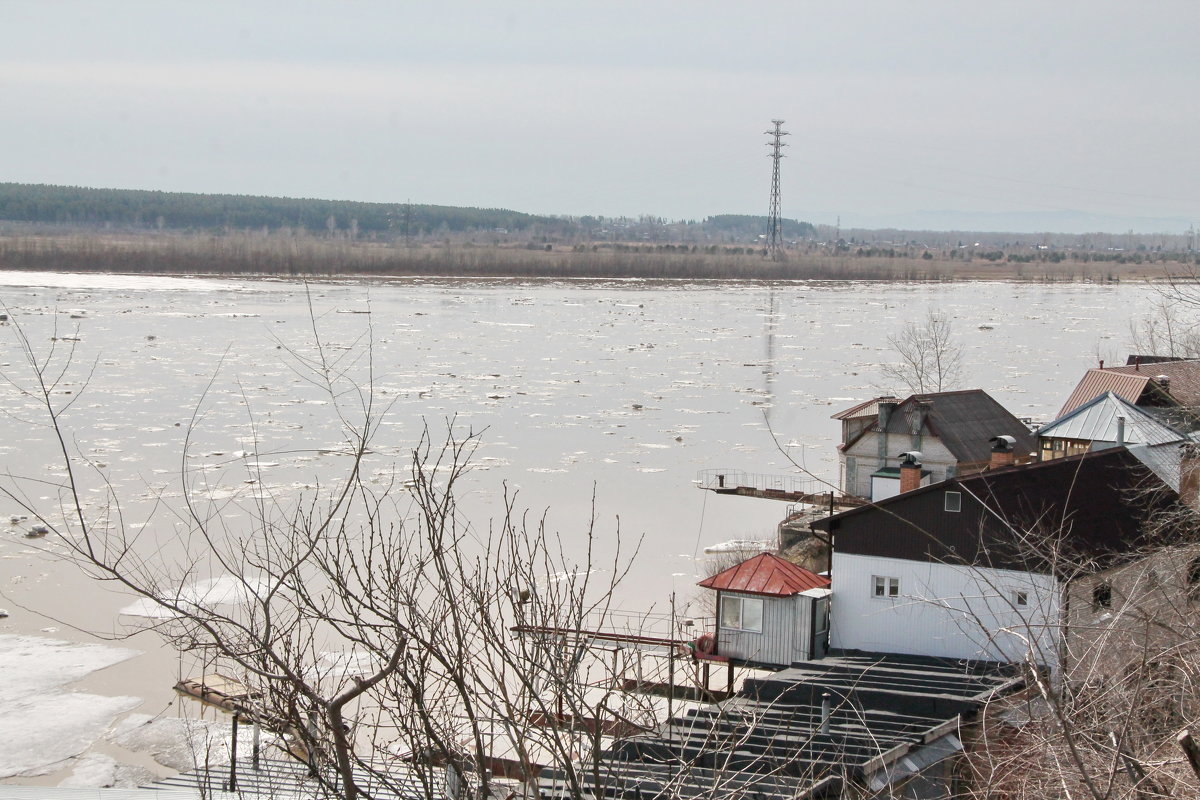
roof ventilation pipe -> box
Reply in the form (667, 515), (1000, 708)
(1116, 416), (1126, 447)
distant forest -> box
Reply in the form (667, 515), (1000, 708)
(0, 183), (816, 242)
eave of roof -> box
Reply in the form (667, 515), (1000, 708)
(697, 552), (830, 596)
(832, 396), (894, 420)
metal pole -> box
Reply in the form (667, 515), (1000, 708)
(228, 714), (239, 791)
(667, 592), (675, 743)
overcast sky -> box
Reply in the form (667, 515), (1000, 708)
(2, 1), (1197, 232)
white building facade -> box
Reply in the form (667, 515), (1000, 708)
(830, 552), (1060, 666)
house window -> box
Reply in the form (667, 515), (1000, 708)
(873, 575), (900, 599)
(720, 595), (763, 633)
(1092, 581), (1113, 610)
(1012, 590), (1029, 607)
(945, 491), (962, 512)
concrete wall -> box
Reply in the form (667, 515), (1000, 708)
(842, 433), (956, 498)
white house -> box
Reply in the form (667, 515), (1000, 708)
(812, 446), (1180, 667)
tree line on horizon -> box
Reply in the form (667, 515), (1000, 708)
(0, 183), (816, 243)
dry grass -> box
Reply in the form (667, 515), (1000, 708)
(0, 229), (1176, 282)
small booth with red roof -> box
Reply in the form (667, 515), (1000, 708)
(697, 552), (831, 668)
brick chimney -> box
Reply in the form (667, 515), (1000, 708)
(989, 435), (1017, 469)
(899, 451), (923, 493)
(1181, 442), (1200, 509)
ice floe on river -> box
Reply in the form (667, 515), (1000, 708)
(0, 635), (139, 779)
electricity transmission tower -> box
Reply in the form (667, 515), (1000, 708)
(765, 119), (789, 261)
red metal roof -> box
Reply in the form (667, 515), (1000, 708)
(831, 397), (886, 420)
(1058, 360), (1200, 418)
(697, 553), (830, 597)
(1058, 369), (1150, 418)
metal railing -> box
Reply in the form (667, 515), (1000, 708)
(694, 468), (827, 495)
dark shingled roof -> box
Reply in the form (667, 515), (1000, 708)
(697, 552), (830, 596)
(871, 390), (1036, 466)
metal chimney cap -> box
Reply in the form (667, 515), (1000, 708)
(990, 434), (1016, 451)
(898, 451), (922, 465)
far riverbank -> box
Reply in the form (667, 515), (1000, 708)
(0, 230), (1182, 282)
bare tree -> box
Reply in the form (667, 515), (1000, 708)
(879, 309), (965, 395)
(0, 310), (658, 800)
(1129, 296), (1200, 359)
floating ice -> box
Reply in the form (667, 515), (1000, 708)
(119, 575), (269, 619)
(0, 635), (140, 778)
(110, 713), (255, 773)
(704, 539), (773, 554)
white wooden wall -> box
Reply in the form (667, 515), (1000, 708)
(718, 593), (817, 667)
(830, 552), (1060, 666)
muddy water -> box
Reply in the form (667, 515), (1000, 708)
(0, 273), (1149, 783)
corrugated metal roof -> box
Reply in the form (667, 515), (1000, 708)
(1038, 392), (1187, 446)
(1058, 369), (1151, 417)
(1111, 359), (1200, 405)
(1128, 441), (1189, 492)
(1059, 360), (1200, 417)
(832, 396), (896, 420)
(697, 552), (830, 596)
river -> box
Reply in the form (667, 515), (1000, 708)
(0, 272), (1152, 783)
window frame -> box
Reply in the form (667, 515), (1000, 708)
(720, 594), (764, 633)
(872, 575), (900, 599)
(1012, 590), (1029, 607)
(944, 491), (962, 512)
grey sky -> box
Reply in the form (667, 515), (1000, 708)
(2, 1), (1196, 231)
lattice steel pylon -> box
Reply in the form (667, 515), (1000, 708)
(765, 119), (789, 261)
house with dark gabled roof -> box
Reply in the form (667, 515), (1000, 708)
(811, 447), (1181, 667)
(697, 553), (831, 667)
(833, 390), (1036, 502)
